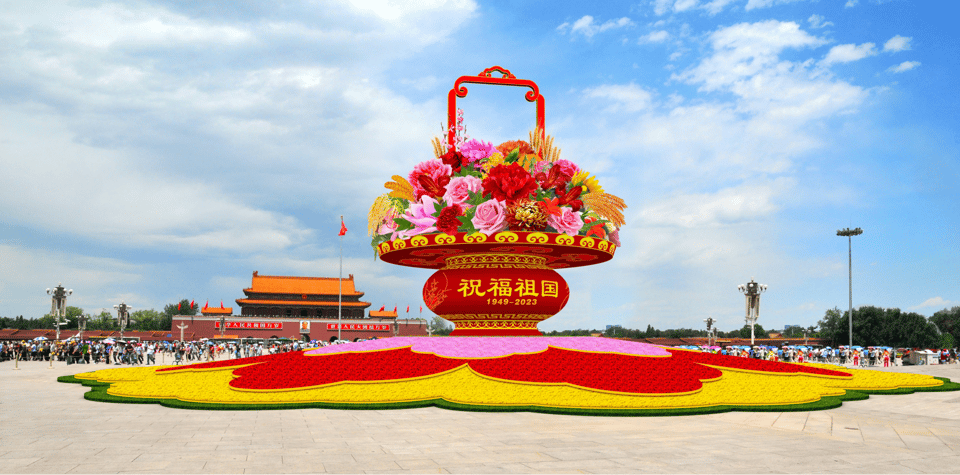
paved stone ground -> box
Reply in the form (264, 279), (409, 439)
(3, 360), (960, 474)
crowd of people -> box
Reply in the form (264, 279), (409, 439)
(2, 338), (955, 369)
(0, 338), (349, 366)
(712, 345), (957, 367)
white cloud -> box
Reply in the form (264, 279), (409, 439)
(675, 20), (825, 92)
(745, 0), (804, 10)
(638, 179), (792, 228)
(653, 0), (673, 15)
(640, 30), (670, 43)
(910, 297), (957, 311)
(702, 0), (738, 15)
(883, 35), (912, 52)
(845, 0), (858, 7)
(888, 61), (921, 73)
(0, 244), (145, 318)
(673, 0), (699, 12)
(558, 15), (633, 38)
(583, 84), (654, 112)
(807, 14), (833, 29)
(652, 0), (737, 16)
(820, 43), (877, 66)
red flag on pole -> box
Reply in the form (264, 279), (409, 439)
(406, 305), (409, 313)
(190, 300), (195, 309)
(393, 306), (397, 313)
(220, 300), (224, 308)
(339, 217), (347, 236)
(204, 300), (209, 309)
(420, 305), (423, 312)
(178, 302), (181, 311)
(379, 305), (385, 311)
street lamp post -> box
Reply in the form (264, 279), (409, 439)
(114, 302), (133, 341)
(703, 318), (717, 347)
(46, 283), (73, 341)
(837, 227), (862, 349)
(219, 316), (226, 338)
(77, 314), (87, 341)
(738, 279), (767, 346)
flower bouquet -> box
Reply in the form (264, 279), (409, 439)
(368, 109), (626, 250)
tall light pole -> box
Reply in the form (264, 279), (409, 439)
(46, 283), (72, 341)
(114, 302), (133, 341)
(177, 322), (188, 342)
(837, 227), (862, 349)
(738, 279), (767, 346)
(703, 318), (717, 347)
(77, 314), (87, 341)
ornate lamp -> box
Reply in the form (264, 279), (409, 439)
(738, 279), (767, 346)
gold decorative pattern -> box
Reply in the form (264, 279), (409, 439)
(379, 242), (391, 255)
(423, 279), (447, 310)
(410, 235), (429, 247)
(464, 232), (488, 243)
(579, 237), (596, 249)
(555, 234), (575, 246)
(526, 232), (549, 244)
(435, 233), (456, 245)
(597, 240), (609, 252)
(443, 253), (548, 270)
(449, 319), (543, 330)
(393, 239), (407, 251)
(494, 231), (519, 243)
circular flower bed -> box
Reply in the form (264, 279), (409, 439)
(60, 337), (958, 415)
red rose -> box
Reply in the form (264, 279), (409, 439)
(440, 150), (465, 173)
(482, 163), (537, 203)
(436, 204), (463, 234)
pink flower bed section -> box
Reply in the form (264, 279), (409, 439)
(305, 337), (670, 359)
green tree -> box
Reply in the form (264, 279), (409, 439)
(931, 307), (960, 347)
(428, 316), (452, 336)
(161, 299), (198, 331)
(86, 311), (116, 331)
(130, 309), (162, 331)
(737, 323), (767, 339)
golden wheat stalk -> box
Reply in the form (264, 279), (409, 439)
(529, 127), (561, 162)
(368, 194), (393, 236)
(384, 175), (415, 201)
(431, 136), (446, 159)
(582, 192), (627, 227)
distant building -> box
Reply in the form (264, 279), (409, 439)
(236, 271), (371, 319)
(169, 271), (427, 341)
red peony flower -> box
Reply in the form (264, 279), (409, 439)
(482, 163), (537, 203)
(440, 150), (465, 173)
(436, 203), (463, 234)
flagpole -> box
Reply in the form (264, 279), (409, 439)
(338, 215), (343, 342)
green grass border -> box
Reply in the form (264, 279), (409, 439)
(57, 375), (960, 417)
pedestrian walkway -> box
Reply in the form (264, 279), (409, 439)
(2, 362), (960, 473)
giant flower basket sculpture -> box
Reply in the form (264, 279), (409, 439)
(370, 66), (624, 335)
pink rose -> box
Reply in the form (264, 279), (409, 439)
(401, 195), (439, 237)
(471, 199), (507, 235)
(547, 207), (583, 236)
(442, 175), (483, 207)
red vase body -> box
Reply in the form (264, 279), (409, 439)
(423, 254), (569, 336)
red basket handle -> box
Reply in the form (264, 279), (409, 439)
(447, 66), (545, 150)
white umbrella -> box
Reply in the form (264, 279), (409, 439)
(33, 336), (48, 341)
(102, 339), (116, 344)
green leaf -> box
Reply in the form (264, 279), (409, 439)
(503, 148), (520, 164)
(456, 215), (478, 234)
(466, 190), (486, 207)
(393, 217), (415, 231)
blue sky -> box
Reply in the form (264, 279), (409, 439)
(1, 0), (957, 333)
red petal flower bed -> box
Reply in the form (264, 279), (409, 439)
(160, 347), (851, 395)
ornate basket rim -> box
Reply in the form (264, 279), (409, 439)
(378, 231), (616, 269)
